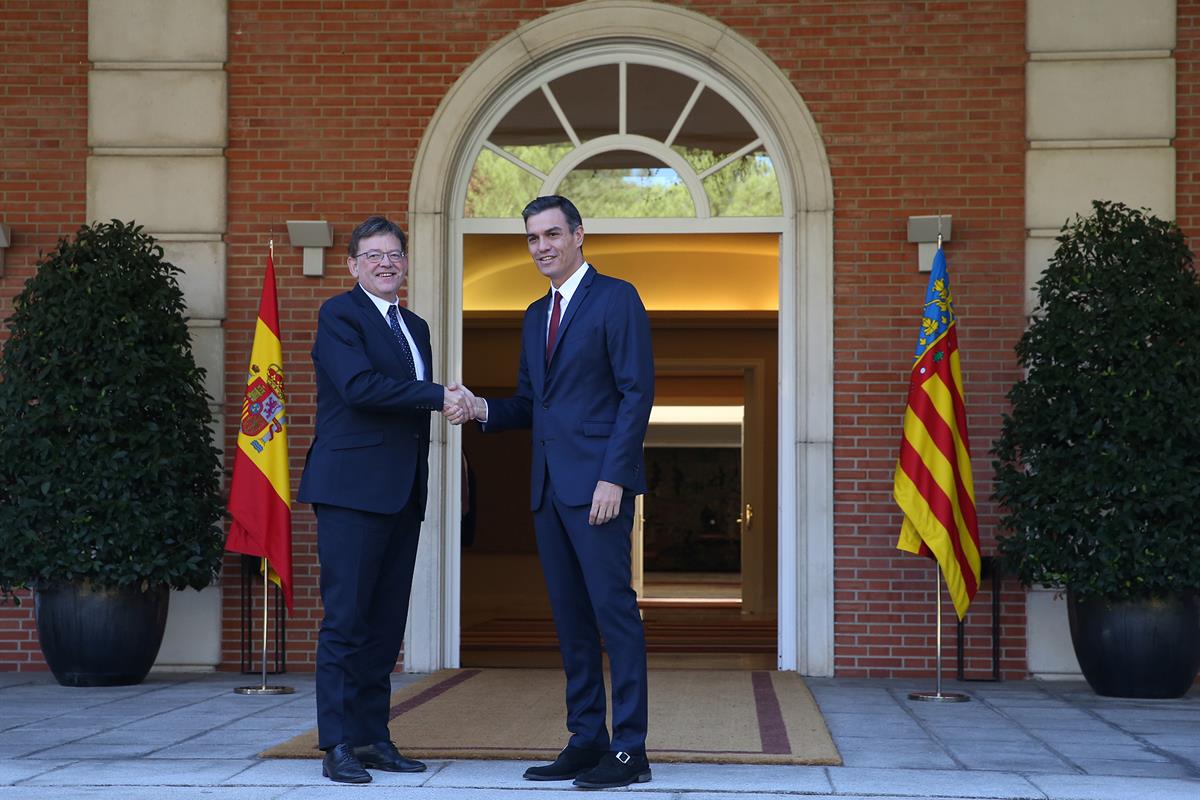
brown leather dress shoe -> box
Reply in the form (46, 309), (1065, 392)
(322, 743), (372, 784)
(352, 740), (427, 773)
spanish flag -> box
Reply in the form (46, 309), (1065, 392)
(226, 250), (293, 611)
(894, 247), (981, 619)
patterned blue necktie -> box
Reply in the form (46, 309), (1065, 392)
(386, 305), (417, 379)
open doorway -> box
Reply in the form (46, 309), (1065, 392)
(640, 405), (744, 608)
(459, 232), (778, 667)
(409, 18), (836, 673)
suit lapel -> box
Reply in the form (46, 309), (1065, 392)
(399, 305), (431, 379)
(529, 291), (550, 395)
(351, 287), (418, 377)
(546, 265), (595, 369)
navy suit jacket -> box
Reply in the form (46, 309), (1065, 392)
(297, 286), (444, 517)
(485, 265), (654, 509)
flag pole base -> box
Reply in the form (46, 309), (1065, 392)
(234, 685), (295, 695)
(908, 690), (969, 702)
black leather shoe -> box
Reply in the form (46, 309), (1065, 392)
(573, 751), (652, 789)
(322, 743), (372, 784)
(352, 740), (427, 773)
(522, 745), (606, 781)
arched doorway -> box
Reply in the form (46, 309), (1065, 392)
(407, 0), (834, 676)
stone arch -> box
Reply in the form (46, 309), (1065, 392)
(407, 0), (834, 676)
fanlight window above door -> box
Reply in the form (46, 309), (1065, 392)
(464, 61), (782, 220)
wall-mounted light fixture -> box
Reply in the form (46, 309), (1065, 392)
(286, 220), (334, 277)
(0, 223), (10, 276)
(907, 215), (952, 272)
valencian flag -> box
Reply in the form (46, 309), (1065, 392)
(893, 246), (982, 620)
(226, 250), (293, 611)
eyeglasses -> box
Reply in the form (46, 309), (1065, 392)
(355, 250), (406, 265)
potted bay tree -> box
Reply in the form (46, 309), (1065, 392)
(993, 200), (1200, 697)
(0, 219), (225, 686)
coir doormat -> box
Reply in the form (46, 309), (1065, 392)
(263, 668), (841, 766)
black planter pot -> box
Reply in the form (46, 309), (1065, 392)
(34, 583), (170, 687)
(1067, 591), (1200, 699)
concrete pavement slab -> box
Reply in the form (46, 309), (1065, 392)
(0, 746), (43, 759)
(0, 728), (104, 746)
(925, 725), (1041, 742)
(943, 750), (1077, 773)
(224, 757), (393, 785)
(0, 789), (293, 800)
(828, 766), (1045, 798)
(1001, 710), (1102, 727)
(832, 739), (959, 769)
(608, 761), (834, 793)
(421, 758), (837, 794)
(1067, 760), (1199, 779)
(1142, 733), (1200, 747)
(187, 728), (290, 746)
(1108, 719), (1200, 734)
(1012, 727), (1141, 743)
(27, 743), (160, 759)
(0, 760), (65, 785)
(217, 715), (314, 731)
(3, 672), (1197, 800)
(419, 758), (591, 791)
(1101, 706), (1200, 719)
(278, 788), (621, 800)
(1027, 773), (1200, 800)
(1050, 743), (1168, 761)
(21, 758), (258, 786)
(149, 742), (272, 758)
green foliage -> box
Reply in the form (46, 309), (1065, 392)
(463, 144), (781, 218)
(0, 220), (225, 604)
(992, 201), (1200, 601)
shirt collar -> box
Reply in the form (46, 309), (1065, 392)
(551, 261), (590, 306)
(359, 284), (399, 317)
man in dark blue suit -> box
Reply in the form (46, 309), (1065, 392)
(297, 215), (473, 784)
(465, 195), (655, 789)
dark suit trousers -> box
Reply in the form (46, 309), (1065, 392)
(534, 475), (648, 754)
(314, 500), (422, 750)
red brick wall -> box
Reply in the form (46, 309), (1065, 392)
(0, 0), (89, 671)
(3, 1), (1036, 678)
(220, 0), (569, 674)
(764, 0), (1030, 678)
(1178, 3), (1200, 236)
(685, 0), (1030, 677)
(216, 0), (1030, 678)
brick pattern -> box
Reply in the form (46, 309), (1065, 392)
(779, 1), (1030, 678)
(5, 1), (1043, 677)
(1178, 3), (1200, 235)
(216, 0), (1031, 678)
(0, 0), (89, 672)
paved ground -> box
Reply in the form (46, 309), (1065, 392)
(1, 670), (1197, 799)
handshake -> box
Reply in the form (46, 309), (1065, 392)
(442, 383), (484, 425)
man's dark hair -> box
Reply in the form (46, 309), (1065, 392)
(348, 215), (407, 258)
(522, 195), (583, 231)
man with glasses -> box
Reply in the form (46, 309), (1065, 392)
(298, 215), (474, 784)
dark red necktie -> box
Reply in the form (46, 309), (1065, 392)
(545, 290), (562, 364)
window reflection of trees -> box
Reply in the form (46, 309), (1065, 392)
(464, 62), (782, 219)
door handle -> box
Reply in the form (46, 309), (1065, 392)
(736, 503), (753, 531)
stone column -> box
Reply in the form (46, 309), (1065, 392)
(1026, 0), (1176, 311)
(87, 0), (229, 668)
(1023, 0), (1176, 676)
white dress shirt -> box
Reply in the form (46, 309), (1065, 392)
(359, 285), (427, 381)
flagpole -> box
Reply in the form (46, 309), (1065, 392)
(260, 559), (270, 686)
(235, 238), (294, 697)
(909, 567), (969, 703)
